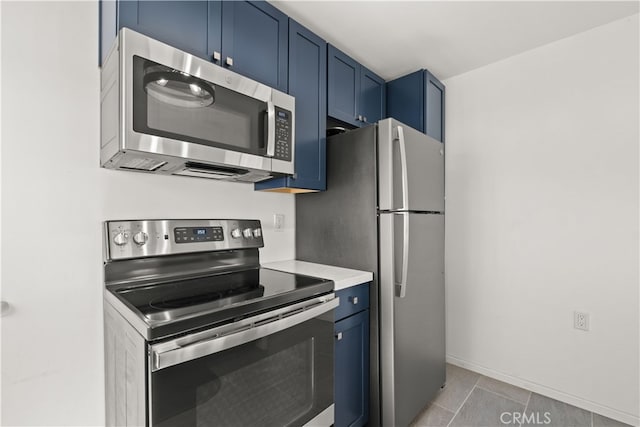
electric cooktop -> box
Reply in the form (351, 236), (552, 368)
(110, 268), (333, 340)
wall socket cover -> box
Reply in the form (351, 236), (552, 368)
(274, 214), (284, 232)
(574, 311), (589, 331)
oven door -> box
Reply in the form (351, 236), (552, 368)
(132, 55), (278, 158)
(148, 296), (338, 427)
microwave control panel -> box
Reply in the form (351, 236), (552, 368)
(274, 107), (292, 161)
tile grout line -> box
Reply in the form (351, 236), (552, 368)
(475, 384), (530, 406)
(519, 391), (532, 427)
(431, 402), (454, 414)
(445, 375), (481, 427)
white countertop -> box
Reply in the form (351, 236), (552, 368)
(262, 260), (373, 291)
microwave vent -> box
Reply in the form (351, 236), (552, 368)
(118, 157), (167, 172)
(174, 162), (250, 180)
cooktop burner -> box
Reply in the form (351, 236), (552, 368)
(110, 268), (333, 340)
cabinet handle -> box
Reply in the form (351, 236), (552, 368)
(349, 296), (359, 305)
(336, 332), (343, 341)
(212, 51), (221, 62)
(225, 57), (233, 67)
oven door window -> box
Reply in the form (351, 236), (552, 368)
(132, 56), (268, 157)
(150, 316), (333, 427)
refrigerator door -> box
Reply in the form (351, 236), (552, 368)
(379, 212), (445, 427)
(378, 118), (444, 212)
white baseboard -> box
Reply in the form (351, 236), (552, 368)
(446, 355), (640, 427)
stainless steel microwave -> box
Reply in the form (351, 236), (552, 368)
(100, 28), (295, 182)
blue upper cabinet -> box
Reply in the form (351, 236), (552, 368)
(386, 69), (446, 142)
(219, 1), (288, 93)
(327, 46), (360, 127)
(255, 20), (327, 192)
(100, 1), (288, 93)
(328, 45), (385, 127)
(100, 1), (210, 63)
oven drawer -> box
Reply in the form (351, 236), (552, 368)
(335, 283), (370, 322)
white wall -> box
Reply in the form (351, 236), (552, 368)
(0, 2), (295, 425)
(444, 14), (639, 425)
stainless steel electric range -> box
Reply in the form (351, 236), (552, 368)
(103, 219), (337, 427)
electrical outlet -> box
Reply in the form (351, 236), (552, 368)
(274, 214), (284, 232)
(574, 311), (589, 331)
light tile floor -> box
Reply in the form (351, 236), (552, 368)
(410, 364), (631, 427)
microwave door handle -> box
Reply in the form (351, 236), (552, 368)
(151, 297), (339, 371)
(266, 101), (276, 157)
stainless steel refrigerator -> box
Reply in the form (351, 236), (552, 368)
(296, 118), (445, 427)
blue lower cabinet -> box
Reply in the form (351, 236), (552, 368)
(335, 309), (370, 427)
(334, 283), (370, 321)
(334, 283), (371, 427)
(386, 69), (445, 142)
(255, 20), (327, 192)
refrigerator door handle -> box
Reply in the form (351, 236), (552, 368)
(395, 212), (410, 298)
(394, 126), (409, 210)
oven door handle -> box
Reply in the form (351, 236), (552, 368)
(151, 297), (339, 371)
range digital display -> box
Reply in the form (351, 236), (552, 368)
(174, 226), (224, 243)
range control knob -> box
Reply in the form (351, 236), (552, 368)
(242, 228), (253, 238)
(231, 228), (242, 239)
(252, 228), (262, 238)
(113, 232), (128, 246)
(133, 231), (148, 246)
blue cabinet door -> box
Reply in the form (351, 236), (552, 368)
(425, 71), (445, 142)
(328, 45), (361, 127)
(207, 1), (223, 64)
(335, 309), (370, 427)
(118, 1), (210, 59)
(255, 20), (327, 192)
(221, 1), (288, 92)
(359, 66), (385, 125)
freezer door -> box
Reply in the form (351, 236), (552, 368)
(378, 118), (444, 212)
(379, 212), (445, 427)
